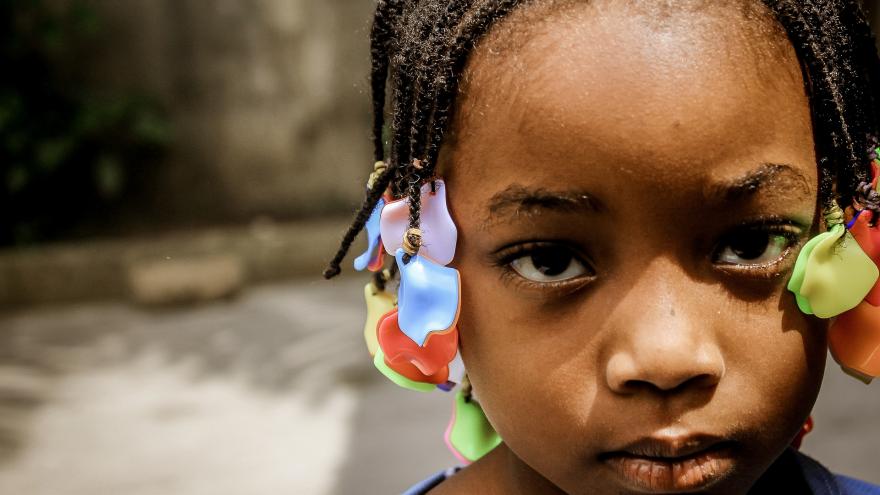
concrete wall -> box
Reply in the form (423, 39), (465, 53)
(87, 0), (375, 225)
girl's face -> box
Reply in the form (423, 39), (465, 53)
(440, 2), (827, 493)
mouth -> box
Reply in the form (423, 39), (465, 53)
(599, 434), (739, 493)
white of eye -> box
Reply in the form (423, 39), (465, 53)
(716, 233), (791, 266)
(509, 248), (589, 283)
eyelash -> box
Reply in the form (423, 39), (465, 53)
(492, 219), (808, 291)
(493, 241), (596, 294)
(710, 220), (806, 279)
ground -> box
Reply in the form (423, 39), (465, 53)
(0, 277), (877, 494)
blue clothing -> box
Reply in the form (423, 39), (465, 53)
(402, 467), (461, 495)
(403, 450), (880, 495)
(796, 453), (880, 495)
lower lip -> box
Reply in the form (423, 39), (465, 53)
(603, 446), (736, 493)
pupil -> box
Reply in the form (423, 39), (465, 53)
(731, 232), (770, 260)
(531, 248), (571, 276)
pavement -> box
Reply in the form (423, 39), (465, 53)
(0, 277), (878, 494)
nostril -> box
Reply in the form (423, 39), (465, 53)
(623, 372), (720, 395)
(689, 372), (723, 389)
(619, 379), (657, 395)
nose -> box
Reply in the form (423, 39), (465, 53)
(604, 263), (725, 395)
(606, 341), (725, 394)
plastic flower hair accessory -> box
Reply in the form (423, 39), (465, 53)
(353, 161), (392, 272)
(789, 154), (880, 382)
(369, 179), (462, 388)
(787, 217), (877, 318)
(394, 248), (461, 345)
(354, 175), (499, 461)
(378, 308), (458, 384)
(380, 180), (458, 265)
(827, 160), (880, 383)
(444, 381), (501, 464)
(353, 198), (386, 272)
(355, 182), (464, 389)
(849, 210), (880, 305)
(362, 278), (396, 357)
(829, 302), (880, 382)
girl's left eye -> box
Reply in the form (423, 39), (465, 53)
(713, 227), (801, 268)
(506, 244), (592, 284)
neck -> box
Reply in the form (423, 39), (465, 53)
(471, 443), (565, 495)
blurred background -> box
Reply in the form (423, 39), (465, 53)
(0, 1), (879, 494)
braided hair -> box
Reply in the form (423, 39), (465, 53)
(323, 0), (880, 280)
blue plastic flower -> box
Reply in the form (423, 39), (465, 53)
(353, 198), (385, 271)
(396, 249), (460, 346)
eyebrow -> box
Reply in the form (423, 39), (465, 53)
(711, 162), (812, 201)
(486, 185), (605, 224)
(484, 163), (810, 225)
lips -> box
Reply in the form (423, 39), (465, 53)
(600, 435), (738, 493)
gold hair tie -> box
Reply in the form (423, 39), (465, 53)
(402, 228), (423, 256)
(367, 160), (388, 189)
(824, 200), (845, 229)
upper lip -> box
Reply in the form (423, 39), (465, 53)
(602, 433), (731, 460)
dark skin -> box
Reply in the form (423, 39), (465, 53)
(432, 1), (828, 494)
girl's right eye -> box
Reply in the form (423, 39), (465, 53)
(504, 243), (594, 285)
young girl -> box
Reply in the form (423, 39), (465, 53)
(324, 0), (880, 493)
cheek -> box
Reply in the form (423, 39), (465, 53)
(726, 286), (826, 383)
(457, 270), (607, 480)
(719, 293), (827, 439)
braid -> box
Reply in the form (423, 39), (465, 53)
(402, 177), (424, 263)
(387, 4), (436, 257)
(322, 1), (404, 280)
(408, 0), (475, 165)
(424, 0), (525, 178)
(768, 1), (849, 204)
(324, 0), (880, 280)
(803, 0), (869, 200)
(389, 64), (414, 195)
(839, 1), (880, 181)
(369, 0), (404, 162)
(766, 0), (880, 207)
(403, 0), (529, 257)
(322, 165), (396, 279)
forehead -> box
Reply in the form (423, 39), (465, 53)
(441, 0), (816, 205)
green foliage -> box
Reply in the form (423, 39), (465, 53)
(1, 0), (171, 245)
